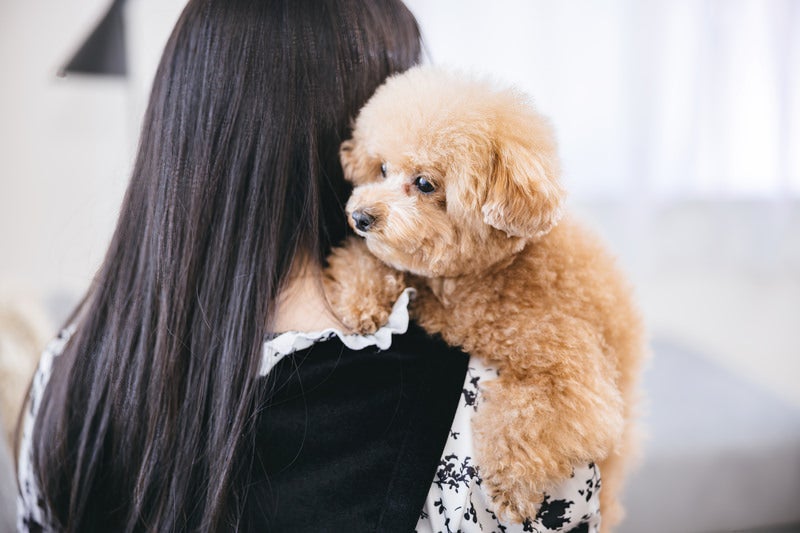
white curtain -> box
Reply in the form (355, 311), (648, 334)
(405, 0), (800, 200)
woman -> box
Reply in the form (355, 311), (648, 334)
(17, 0), (602, 531)
(17, 0), (437, 530)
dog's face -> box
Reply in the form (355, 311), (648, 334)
(341, 67), (565, 278)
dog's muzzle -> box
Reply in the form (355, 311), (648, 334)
(351, 210), (375, 232)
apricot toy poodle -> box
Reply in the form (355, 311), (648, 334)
(324, 66), (646, 531)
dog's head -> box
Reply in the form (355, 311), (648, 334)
(340, 66), (564, 277)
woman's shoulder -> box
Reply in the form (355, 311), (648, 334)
(248, 289), (469, 531)
(260, 287), (450, 374)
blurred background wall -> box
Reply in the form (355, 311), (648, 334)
(2, 0), (796, 404)
(0, 1), (798, 532)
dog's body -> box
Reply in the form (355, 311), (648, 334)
(325, 67), (645, 530)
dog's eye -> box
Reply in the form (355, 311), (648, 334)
(380, 163), (387, 178)
(414, 176), (435, 194)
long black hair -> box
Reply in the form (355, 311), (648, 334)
(27, 0), (421, 530)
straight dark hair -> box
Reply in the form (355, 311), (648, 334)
(26, 0), (420, 530)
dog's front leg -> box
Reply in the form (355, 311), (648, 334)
(474, 337), (624, 523)
(323, 236), (407, 334)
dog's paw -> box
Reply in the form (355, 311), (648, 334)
(323, 274), (391, 335)
(338, 298), (391, 335)
(482, 474), (543, 524)
(479, 441), (576, 524)
(324, 237), (406, 334)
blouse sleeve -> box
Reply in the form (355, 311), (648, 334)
(17, 326), (75, 533)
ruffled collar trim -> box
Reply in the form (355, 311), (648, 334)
(259, 288), (415, 376)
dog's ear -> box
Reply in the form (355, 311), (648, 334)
(482, 133), (565, 239)
(340, 138), (380, 186)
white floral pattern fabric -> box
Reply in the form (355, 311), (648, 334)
(17, 324), (76, 532)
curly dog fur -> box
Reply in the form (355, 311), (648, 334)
(324, 66), (646, 530)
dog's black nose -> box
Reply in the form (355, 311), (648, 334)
(351, 210), (375, 232)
